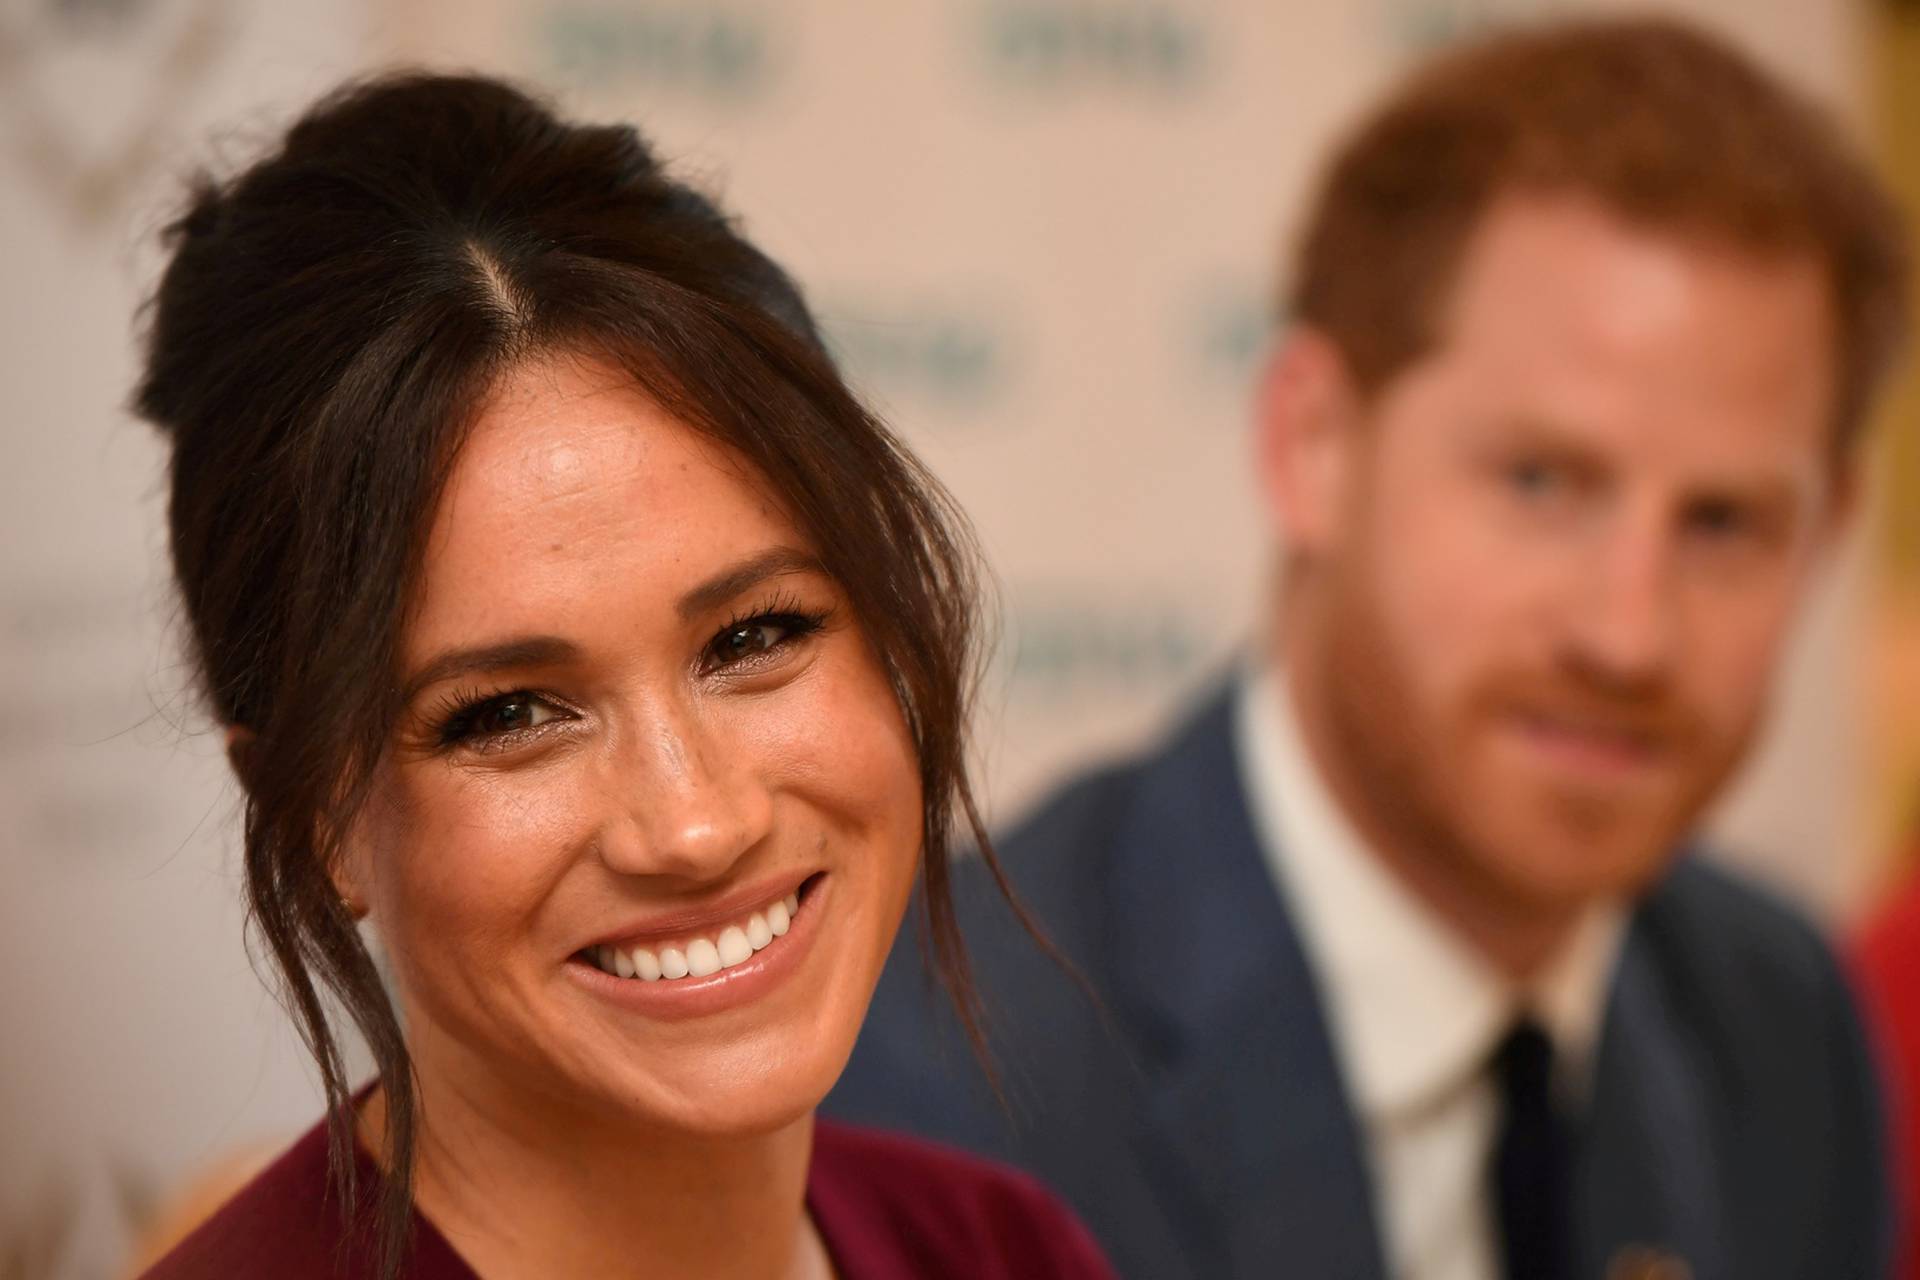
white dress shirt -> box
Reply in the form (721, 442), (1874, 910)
(1232, 664), (1626, 1280)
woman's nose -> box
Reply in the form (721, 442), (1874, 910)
(595, 701), (774, 881)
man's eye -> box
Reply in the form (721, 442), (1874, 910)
(1685, 498), (1753, 540)
(1507, 458), (1565, 497)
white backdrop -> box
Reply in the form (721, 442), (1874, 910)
(0, 1), (1876, 1275)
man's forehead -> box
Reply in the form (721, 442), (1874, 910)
(1407, 193), (1837, 461)
(1441, 193), (1832, 336)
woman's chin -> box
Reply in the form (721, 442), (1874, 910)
(540, 913), (886, 1139)
(574, 1033), (857, 1142)
(615, 1076), (832, 1142)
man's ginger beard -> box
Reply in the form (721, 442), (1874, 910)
(1292, 549), (1758, 959)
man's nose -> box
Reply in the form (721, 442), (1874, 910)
(1564, 506), (1680, 690)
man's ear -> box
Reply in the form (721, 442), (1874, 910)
(1821, 456), (1861, 549)
(1255, 327), (1363, 555)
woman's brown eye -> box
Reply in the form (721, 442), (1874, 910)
(714, 623), (784, 665)
(434, 692), (566, 749)
(475, 696), (556, 736)
(701, 608), (827, 673)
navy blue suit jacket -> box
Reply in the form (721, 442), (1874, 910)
(825, 687), (1890, 1279)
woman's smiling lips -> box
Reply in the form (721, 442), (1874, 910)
(568, 873), (829, 1020)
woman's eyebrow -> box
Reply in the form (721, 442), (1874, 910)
(675, 546), (826, 622)
(399, 549), (826, 701)
(400, 636), (581, 703)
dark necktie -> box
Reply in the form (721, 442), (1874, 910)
(1493, 1019), (1572, 1280)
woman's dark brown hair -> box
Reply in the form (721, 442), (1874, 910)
(134, 72), (1022, 1277)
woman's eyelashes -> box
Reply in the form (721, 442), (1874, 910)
(425, 601), (834, 752)
(433, 689), (575, 751)
(699, 599), (833, 676)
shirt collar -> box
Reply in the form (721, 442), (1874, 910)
(1232, 660), (1625, 1121)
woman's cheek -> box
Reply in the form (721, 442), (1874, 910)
(759, 651), (919, 820)
(381, 763), (594, 944)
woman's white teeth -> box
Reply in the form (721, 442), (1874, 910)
(686, 938), (722, 977)
(593, 889), (804, 982)
(717, 926), (752, 967)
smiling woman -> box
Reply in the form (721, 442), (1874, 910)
(130, 75), (1110, 1280)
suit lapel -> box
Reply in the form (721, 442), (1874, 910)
(1096, 689), (1741, 1280)
(1106, 688), (1389, 1280)
(1577, 916), (1730, 1280)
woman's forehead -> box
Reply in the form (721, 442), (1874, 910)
(409, 357), (807, 648)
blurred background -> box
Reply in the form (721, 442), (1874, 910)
(0, 0), (1914, 1275)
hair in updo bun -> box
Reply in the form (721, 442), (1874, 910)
(136, 72), (1019, 1277)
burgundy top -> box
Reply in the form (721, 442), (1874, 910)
(142, 1113), (1114, 1279)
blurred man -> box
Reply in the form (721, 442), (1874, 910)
(827, 16), (1911, 1280)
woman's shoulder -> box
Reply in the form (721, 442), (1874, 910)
(138, 1117), (352, 1279)
(808, 1119), (1115, 1280)
(137, 1114), (471, 1280)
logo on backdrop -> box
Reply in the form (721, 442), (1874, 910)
(1382, 0), (1570, 55)
(533, 3), (776, 102)
(821, 299), (1012, 423)
(0, 582), (184, 860)
(975, 1), (1211, 95)
(1184, 276), (1273, 394)
(1004, 589), (1206, 699)
(0, 0), (233, 229)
